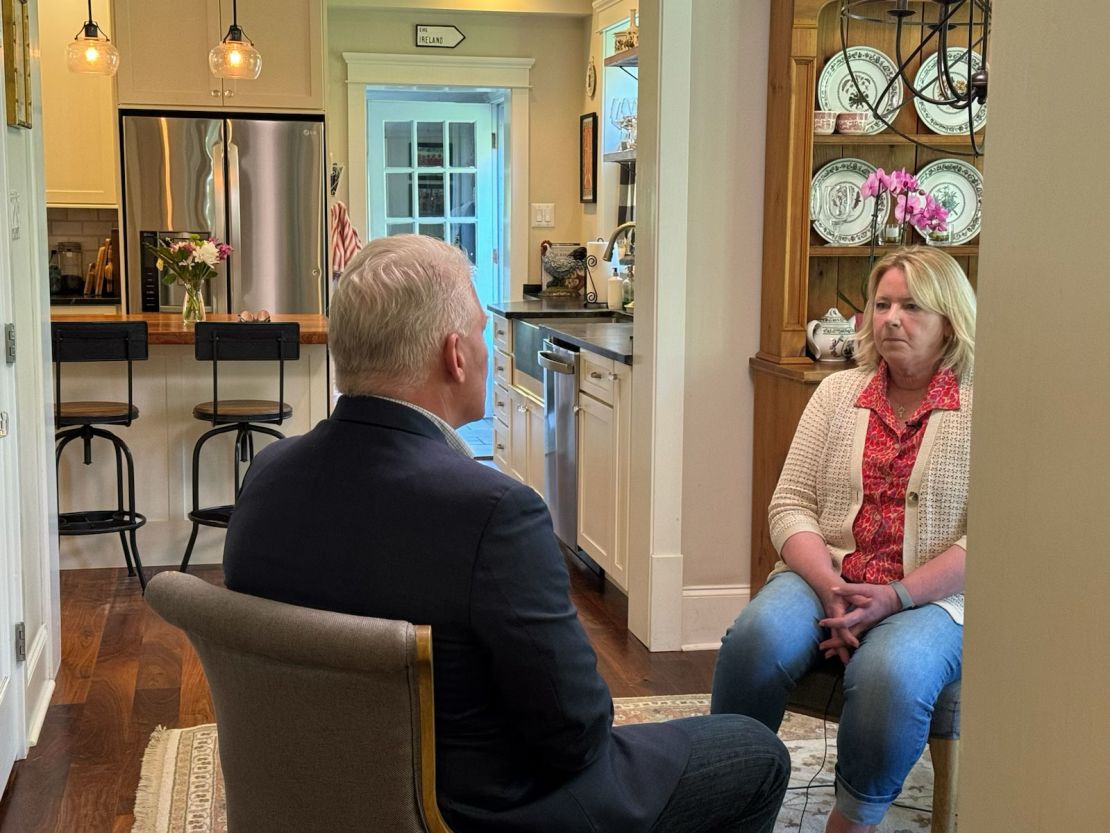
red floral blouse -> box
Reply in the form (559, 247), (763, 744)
(840, 361), (961, 585)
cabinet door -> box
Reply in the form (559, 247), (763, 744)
(527, 397), (545, 500)
(507, 389), (529, 485)
(577, 392), (615, 573)
(220, 0), (323, 110)
(608, 362), (632, 591)
(493, 417), (511, 476)
(41, 0), (118, 206)
(114, 0), (223, 107)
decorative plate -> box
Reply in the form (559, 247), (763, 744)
(810, 158), (891, 246)
(915, 158), (983, 244)
(817, 46), (903, 134)
(586, 57), (597, 100)
(913, 49), (987, 134)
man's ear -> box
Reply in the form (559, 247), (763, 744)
(441, 332), (465, 383)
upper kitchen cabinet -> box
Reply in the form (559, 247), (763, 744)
(40, 0), (117, 206)
(113, 0), (324, 111)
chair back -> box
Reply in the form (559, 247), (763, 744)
(145, 571), (453, 833)
(193, 322), (300, 425)
(51, 321), (149, 426)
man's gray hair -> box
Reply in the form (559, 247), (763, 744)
(330, 234), (477, 396)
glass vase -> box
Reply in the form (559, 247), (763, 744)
(182, 283), (206, 326)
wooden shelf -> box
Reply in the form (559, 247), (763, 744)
(604, 47), (638, 68)
(603, 149), (637, 164)
(813, 132), (986, 147)
(750, 355), (848, 384)
(810, 244), (979, 257)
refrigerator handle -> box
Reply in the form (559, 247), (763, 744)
(227, 139), (242, 313)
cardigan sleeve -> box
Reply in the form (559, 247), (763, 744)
(768, 376), (835, 554)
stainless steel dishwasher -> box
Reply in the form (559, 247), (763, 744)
(538, 339), (578, 550)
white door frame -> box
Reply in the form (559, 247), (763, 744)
(344, 53), (534, 298)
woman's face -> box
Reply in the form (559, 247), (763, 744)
(872, 266), (952, 371)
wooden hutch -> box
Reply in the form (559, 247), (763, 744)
(750, 0), (984, 589)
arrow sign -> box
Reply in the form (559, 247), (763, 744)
(415, 25), (466, 49)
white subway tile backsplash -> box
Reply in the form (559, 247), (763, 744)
(51, 221), (83, 235)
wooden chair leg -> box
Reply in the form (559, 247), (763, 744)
(929, 736), (959, 833)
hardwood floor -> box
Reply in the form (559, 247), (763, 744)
(0, 560), (718, 833)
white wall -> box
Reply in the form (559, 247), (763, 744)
(960, 2), (1110, 829)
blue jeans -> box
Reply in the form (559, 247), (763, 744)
(709, 572), (962, 826)
(650, 715), (789, 833)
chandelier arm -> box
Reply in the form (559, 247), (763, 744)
(891, 13), (943, 104)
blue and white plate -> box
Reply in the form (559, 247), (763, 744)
(810, 158), (891, 246)
(913, 49), (987, 135)
(817, 46), (903, 135)
(915, 158), (983, 244)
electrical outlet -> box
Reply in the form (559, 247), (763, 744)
(531, 203), (555, 228)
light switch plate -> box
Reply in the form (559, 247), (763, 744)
(531, 203), (555, 228)
(8, 191), (20, 240)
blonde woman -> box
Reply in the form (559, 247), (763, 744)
(712, 247), (976, 833)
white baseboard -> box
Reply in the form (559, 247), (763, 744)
(681, 584), (751, 651)
(23, 625), (55, 747)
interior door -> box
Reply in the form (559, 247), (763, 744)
(367, 101), (497, 411)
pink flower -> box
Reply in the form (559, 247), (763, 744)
(860, 168), (889, 198)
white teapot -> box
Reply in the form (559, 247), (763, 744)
(806, 307), (855, 362)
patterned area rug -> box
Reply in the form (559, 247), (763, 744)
(133, 695), (934, 833)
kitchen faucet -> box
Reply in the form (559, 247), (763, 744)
(602, 221), (636, 264)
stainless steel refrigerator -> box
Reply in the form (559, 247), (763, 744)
(121, 112), (326, 315)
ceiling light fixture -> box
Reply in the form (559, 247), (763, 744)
(209, 0), (262, 81)
(839, 0), (990, 156)
(66, 0), (119, 76)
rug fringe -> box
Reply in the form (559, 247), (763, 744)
(131, 725), (174, 833)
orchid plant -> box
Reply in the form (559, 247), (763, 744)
(840, 167), (949, 313)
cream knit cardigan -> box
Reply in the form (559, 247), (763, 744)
(768, 366), (972, 624)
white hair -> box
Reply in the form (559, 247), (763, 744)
(330, 235), (477, 396)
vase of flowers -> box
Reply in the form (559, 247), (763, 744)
(145, 235), (232, 326)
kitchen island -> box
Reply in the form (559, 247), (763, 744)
(50, 312), (330, 571)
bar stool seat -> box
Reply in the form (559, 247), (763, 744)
(192, 400), (292, 423)
(180, 322), (300, 572)
(52, 321), (149, 590)
(57, 402), (140, 424)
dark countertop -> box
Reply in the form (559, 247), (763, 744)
(488, 298), (626, 319)
(538, 318), (633, 365)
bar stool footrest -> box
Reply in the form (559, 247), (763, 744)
(188, 506), (234, 528)
(58, 510), (147, 535)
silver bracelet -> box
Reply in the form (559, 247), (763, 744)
(889, 579), (916, 611)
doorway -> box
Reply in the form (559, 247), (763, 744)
(365, 92), (504, 455)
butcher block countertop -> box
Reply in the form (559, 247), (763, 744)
(48, 312), (329, 345)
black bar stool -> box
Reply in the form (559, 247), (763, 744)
(180, 322), (300, 572)
(52, 321), (149, 590)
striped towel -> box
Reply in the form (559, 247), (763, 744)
(330, 200), (362, 278)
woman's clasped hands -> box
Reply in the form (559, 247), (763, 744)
(818, 582), (903, 664)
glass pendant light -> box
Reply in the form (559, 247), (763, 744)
(66, 0), (119, 76)
(209, 0), (262, 80)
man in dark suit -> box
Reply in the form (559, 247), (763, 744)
(224, 234), (788, 833)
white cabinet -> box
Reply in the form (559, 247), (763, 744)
(113, 0), (324, 111)
(40, 0), (118, 206)
(576, 350), (631, 591)
(504, 386), (544, 498)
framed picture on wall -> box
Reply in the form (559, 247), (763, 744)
(2, 0), (31, 129)
(580, 113), (597, 203)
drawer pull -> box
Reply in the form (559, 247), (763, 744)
(496, 443), (505, 450)
(495, 399), (505, 407)
(589, 371), (603, 379)
(496, 328), (506, 336)
(608, 372), (618, 381)
(496, 365), (505, 372)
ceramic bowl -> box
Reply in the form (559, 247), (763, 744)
(813, 110), (837, 135)
(836, 111), (874, 134)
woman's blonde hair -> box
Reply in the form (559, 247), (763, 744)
(852, 246), (977, 376)
(330, 234), (478, 396)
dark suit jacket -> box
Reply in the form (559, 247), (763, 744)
(224, 395), (690, 833)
